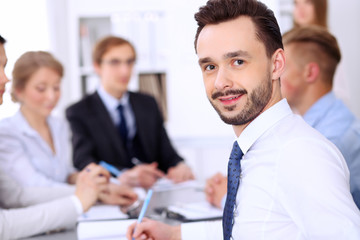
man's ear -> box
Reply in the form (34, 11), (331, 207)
(93, 62), (101, 75)
(304, 62), (320, 83)
(271, 48), (285, 80)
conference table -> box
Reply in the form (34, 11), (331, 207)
(24, 181), (221, 240)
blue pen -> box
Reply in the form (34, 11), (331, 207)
(133, 189), (153, 240)
(99, 160), (121, 177)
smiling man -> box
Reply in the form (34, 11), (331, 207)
(126, 0), (360, 239)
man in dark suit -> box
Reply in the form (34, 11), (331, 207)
(66, 36), (193, 188)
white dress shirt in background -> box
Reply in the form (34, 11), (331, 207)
(0, 110), (76, 187)
(181, 99), (360, 240)
(97, 85), (136, 140)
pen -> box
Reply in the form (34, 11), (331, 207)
(99, 160), (121, 177)
(133, 189), (153, 240)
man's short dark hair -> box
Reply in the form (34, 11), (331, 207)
(194, 0), (283, 58)
(0, 35), (6, 44)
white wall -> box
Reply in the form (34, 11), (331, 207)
(328, 0), (360, 118)
(0, 0), (50, 118)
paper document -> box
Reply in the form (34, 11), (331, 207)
(152, 178), (203, 192)
(77, 219), (135, 240)
(78, 204), (129, 222)
(167, 201), (223, 221)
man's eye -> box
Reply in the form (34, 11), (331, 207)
(36, 87), (46, 92)
(109, 59), (121, 66)
(234, 60), (244, 66)
(126, 59), (135, 66)
(205, 65), (216, 71)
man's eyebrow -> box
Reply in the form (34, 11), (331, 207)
(198, 57), (212, 66)
(224, 50), (251, 59)
(198, 50), (252, 66)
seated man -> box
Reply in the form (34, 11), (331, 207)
(206, 26), (360, 210)
(66, 36), (193, 188)
(281, 26), (360, 208)
(0, 34), (137, 239)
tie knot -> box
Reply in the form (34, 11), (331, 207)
(117, 104), (124, 112)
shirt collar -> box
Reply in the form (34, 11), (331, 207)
(303, 91), (335, 127)
(97, 85), (130, 112)
(14, 110), (55, 137)
(237, 98), (292, 154)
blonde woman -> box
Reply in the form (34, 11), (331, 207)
(0, 51), (78, 187)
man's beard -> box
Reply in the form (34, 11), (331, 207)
(209, 75), (273, 126)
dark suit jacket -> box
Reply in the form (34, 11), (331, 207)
(65, 91), (183, 172)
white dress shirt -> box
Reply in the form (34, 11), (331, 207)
(0, 111), (76, 187)
(97, 85), (136, 140)
(181, 99), (360, 240)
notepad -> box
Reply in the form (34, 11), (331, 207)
(152, 178), (203, 192)
(78, 204), (129, 222)
(77, 219), (135, 240)
(167, 201), (223, 221)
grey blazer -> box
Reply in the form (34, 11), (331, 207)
(0, 169), (78, 239)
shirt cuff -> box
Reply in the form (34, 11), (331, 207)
(71, 195), (84, 215)
(221, 195), (226, 209)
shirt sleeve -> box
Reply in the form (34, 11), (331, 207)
(71, 195), (84, 215)
(0, 196), (79, 239)
(277, 137), (360, 239)
(181, 220), (222, 240)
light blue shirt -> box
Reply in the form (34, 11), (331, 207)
(0, 111), (75, 187)
(303, 91), (360, 208)
(97, 86), (136, 140)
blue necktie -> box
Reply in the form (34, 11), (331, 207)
(223, 141), (243, 240)
(116, 104), (128, 144)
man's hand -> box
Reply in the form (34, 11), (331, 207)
(75, 163), (110, 212)
(126, 218), (181, 240)
(166, 162), (195, 183)
(99, 183), (138, 207)
(205, 172), (227, 209)
(118, 162), (165, 189)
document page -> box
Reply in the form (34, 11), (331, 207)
(77, 219), (135, 240)
(167, 201), (223, 221)
(152, 178), (203, 192)
(78, 204), (129, 222)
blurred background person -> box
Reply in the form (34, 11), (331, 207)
(293, 0), (327, 28)
(66, 36), (194, 189)
(281, 25), (360, 209)
(292, 0), (349, 105)
(0, 51), (78, 187)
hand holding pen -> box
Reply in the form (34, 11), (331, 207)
(75, 163), (110, 212)
(127, 217), (181, 240)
